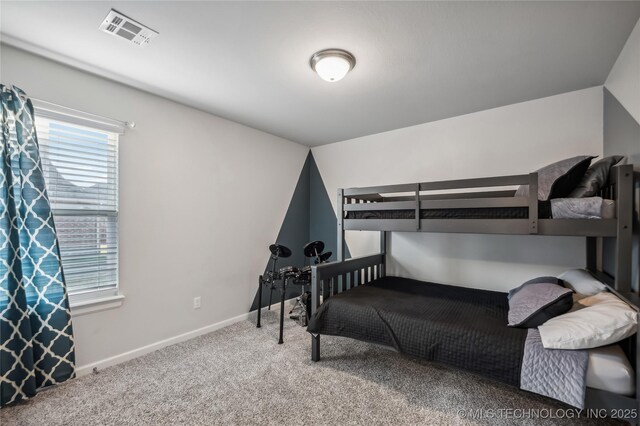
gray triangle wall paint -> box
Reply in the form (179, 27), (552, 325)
(249, 152), (350, 311)
(602, 87), (640, 291)
(309, 152), (351, 263)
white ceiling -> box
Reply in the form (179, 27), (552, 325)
(1, 1), (639, 146)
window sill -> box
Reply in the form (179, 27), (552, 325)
(70, 294), (125, 317)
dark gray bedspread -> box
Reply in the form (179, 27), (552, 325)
(307, 277), (528, 386)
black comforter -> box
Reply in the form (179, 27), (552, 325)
(307, 277), (528, 386)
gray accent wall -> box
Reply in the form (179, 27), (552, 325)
(309, 153), (351, 262)
(603, 87), (640, 291)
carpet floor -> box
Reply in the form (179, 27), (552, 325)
(1, 310), (622, 426)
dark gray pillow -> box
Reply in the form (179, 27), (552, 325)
(508, 276), (563, 300)
(515, 156), (595, 201)
(508, 280), (573, 328)
(569, 156), (625, 198)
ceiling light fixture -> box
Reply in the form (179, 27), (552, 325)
(310, 49), (356, 82)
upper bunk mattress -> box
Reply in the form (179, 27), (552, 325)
(307, 276), (528, 386)
(345, 201), (551, 220)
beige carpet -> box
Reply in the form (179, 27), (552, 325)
(1, 310), (620, 425)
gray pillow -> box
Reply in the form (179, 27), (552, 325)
(508, 281), (573, 328)
(515, 156), (595, 201)
(569, 156), (625, 198)
(508, 276), (563, 300)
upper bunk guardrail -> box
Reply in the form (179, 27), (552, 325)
(342, 172), (539, 233)
(343, 173), (533, 197)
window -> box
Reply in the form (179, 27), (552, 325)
(34, 104), (121, 302)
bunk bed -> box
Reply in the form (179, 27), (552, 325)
(307, 163), (637, 416)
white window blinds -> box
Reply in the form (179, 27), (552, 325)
(35, 114), (120, 297)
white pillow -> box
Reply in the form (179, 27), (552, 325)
(539, 292), (637, 350)
(559, 269), (607, 296)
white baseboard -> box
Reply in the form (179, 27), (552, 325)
(75, 298), (298, 377)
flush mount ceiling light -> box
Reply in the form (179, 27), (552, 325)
(310, 49), (356, 82)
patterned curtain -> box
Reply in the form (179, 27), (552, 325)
(0, 85), (75, 407)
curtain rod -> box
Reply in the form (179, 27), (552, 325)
(31, 97), (135, 130)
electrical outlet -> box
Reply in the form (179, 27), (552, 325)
(193, 296), (201, 309)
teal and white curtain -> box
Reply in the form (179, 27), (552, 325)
(0, 85), (75, 406)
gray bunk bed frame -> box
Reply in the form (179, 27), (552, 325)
(309, 164), (637, 414)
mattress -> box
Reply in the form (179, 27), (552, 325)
(587, 345), (635, 396)
(346, 201), (552, 220)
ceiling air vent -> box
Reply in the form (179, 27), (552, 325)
(99, 9), (158, 47)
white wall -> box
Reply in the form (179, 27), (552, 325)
(312, 87), (604, 292)
(1, 45), (309, 369)
(605, 17), (640, 124)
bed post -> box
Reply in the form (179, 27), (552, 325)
(528, 172), (538, 234)
(311, 265), (320, 361)
(337, 188), (345, 262)
(337, 188), (345, 292)
(586, 237), (598, 271)
(310, 188), (346, 362)
(615, 164), (633, 293)
(415, 184), (421, 231)
(380, 231), (386, 277)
